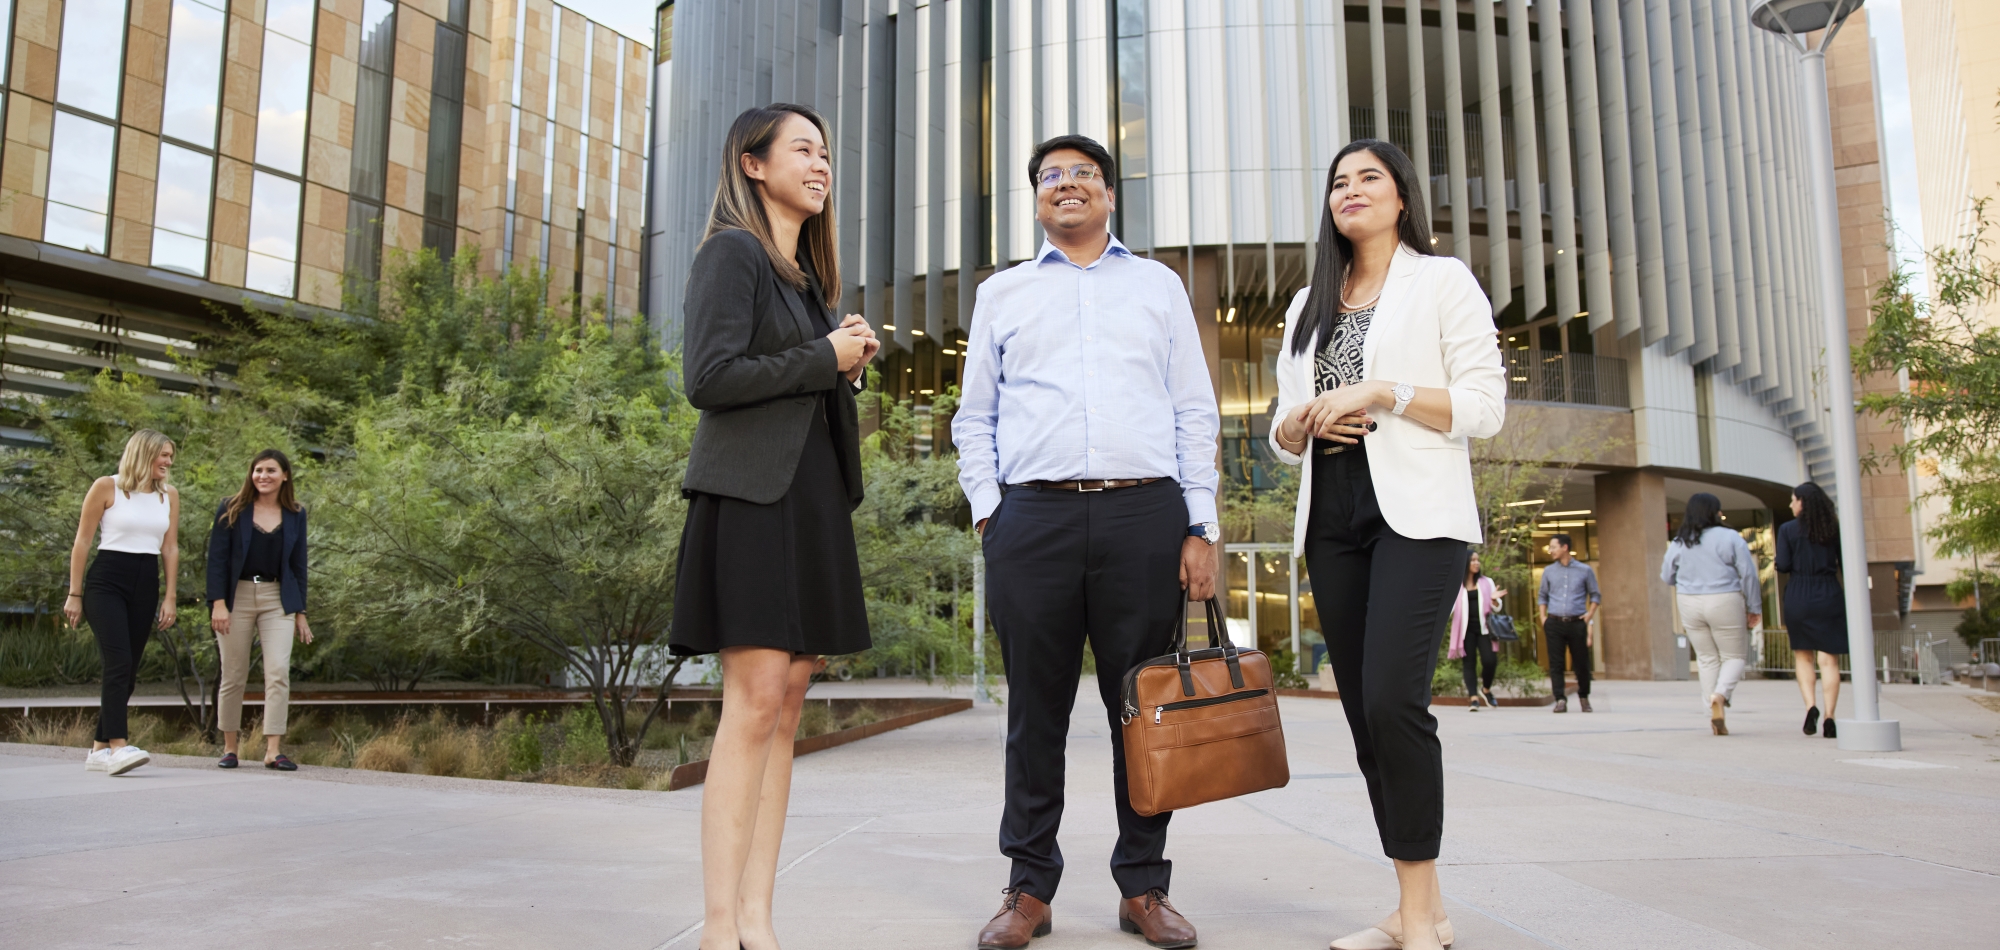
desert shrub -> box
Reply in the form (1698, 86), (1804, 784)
(842, 704), (883, 729)
(9, 710), (94, 747)
(796, 702), (835, 739)
(557, 707), (609, 766)
(494, 712), (544, 774)
(354, 734), (414, 773)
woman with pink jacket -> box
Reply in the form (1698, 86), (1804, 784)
(1447, 551), (1505, 710)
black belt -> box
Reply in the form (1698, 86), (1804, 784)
(1004, 477), (1162, 493)
(243, 575), (279, 584)
(1547, 614), (1586, 623)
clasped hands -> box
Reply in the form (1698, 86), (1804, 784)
(1277, 382), (1393, 450)
(831, 314), (882, 382)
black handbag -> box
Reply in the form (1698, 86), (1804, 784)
(1489, 613), (1520, 642)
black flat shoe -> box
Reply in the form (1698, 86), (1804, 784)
(217, 753), (238, 769)
(1822, 718), (1837, 739)
(266, 754), (298, 771)
(1803, 706), (1820, 736)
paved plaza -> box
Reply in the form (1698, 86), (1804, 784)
(2, 679), (1996, 949)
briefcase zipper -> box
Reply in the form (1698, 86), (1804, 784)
(1152, 688), (1270, 723)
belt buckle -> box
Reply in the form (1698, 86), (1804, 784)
(1077, 480), (1105, 492)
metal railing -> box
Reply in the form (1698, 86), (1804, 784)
(1751, 626), (1948, 685)
(1504, 349), (1629, 408)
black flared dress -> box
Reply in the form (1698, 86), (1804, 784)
(667, 278), (871, 658)
(1775, 519), (1847, 655)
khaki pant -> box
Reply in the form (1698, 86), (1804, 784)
(1678, 591), (1748, 705)
(217, 580), (295, 735)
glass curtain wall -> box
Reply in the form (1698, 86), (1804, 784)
(1113, 0), (1147, 250)
(152, 0), (229, 276)
(423, 0), (470, 258)
(345, 0), (396, 297)
(246, 0), (317, 296)
(45, 0), (130, 254)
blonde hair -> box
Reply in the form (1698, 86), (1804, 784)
(705, 103), (841, 308)
(115, 429), (175, 497)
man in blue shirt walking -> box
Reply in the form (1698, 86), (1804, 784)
(954, 134), (1218, 950)
(1537, 533), (1602, 713)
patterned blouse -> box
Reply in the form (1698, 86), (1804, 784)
(1314, 306), (1374, 394)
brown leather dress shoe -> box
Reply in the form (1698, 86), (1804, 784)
(1119, 888), (1196, 949)
(978, 888), (1051, 950)
(1579, 697), (1593, 713)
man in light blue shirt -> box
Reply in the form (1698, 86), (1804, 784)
(954, 134), (1216, 950)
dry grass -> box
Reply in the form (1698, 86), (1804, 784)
(0, 700), (789, 792)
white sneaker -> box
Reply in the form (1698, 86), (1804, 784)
(106, 745), (151, 776)
(84, 748), (112, 772)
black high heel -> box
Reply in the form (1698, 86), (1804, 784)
(1803, 705), (1820, 736)
(1823, 718), (1837, 739)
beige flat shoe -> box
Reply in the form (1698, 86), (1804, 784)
(1329, 919), (1453, 950)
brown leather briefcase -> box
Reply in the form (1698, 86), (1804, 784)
(1119, 598), (1289, 817)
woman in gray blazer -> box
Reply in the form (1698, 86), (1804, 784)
(670, 103), (878, 950)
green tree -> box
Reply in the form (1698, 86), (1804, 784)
(312, 320), (696, 766)
(1857, 202), (2000, 563)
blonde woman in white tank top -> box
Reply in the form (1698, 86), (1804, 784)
(64, 429), (180, 777)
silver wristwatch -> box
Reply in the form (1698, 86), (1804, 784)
(1390, 381), (1416, 416)
(1189, 522), (1220, 546)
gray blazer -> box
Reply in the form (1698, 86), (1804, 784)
(681, 228), (864, 506)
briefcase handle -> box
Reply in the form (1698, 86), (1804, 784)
(1168, 597), (1246, 696)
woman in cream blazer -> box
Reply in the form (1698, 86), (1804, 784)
(1266, 139), (1505, 950)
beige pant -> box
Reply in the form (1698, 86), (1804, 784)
(217, 580), (295, 735)
(1678, 591), (1748, 705)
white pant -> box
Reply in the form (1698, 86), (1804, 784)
(1679, 591), (1748, 704)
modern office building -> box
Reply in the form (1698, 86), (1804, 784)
(647, 0), (1922, 681)
(0, 0), (650, 413)
(1897, 0), (1997, 638)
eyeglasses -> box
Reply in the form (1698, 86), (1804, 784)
(1037, 163), (1104, 189)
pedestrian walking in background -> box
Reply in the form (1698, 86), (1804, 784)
(63, 428), (180, 777)
(207, 449), (313, 771)
(1661, 493), (1763, 736)
(1776, 481), (1846, 739)
(1448, 551), (1505, 710)
(1268, 139), (1506, 950)
(954, 132), (1217, 950)
(1537, 534), (1600, 713)
(668, 103), (879, 950)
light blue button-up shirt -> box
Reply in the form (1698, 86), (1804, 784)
(953, 235), (1220, 526)
(1661, 526), (1763, 603)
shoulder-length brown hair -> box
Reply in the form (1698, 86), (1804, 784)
(705, 103), (841, 308)
(221, 449), (301, 527)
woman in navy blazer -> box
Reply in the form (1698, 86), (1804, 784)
(206, 449), (312, 770)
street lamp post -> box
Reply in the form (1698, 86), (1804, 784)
(1751, 0), (1900, 751)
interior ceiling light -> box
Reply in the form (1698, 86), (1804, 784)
(883, 324), (897, 331)
(913, 329), (925, 336)
(942, 348), (957, 355)
(1225, 307), (1237, 323)
(1506, 499), (1546, 507)
(1546, 509), (1591, 516)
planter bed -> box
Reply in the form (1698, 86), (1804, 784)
(664, 698), (971, 791)
(1276, 687), (1551, 707)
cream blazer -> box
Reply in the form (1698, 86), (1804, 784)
(1267, 244), (1507, 554)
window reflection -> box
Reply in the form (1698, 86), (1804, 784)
(161, 0), (229, 147)
(44, 112), (117, 254)
(265, 0), (316, 43)
(255, 33), (313, 174)
(246, 171), (302, 296)
(56, 0), (129, 118)
(152, 143), (214, 275)
(0, 0), (14, 82)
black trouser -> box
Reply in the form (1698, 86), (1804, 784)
(1544, 618), (1591, 700)
(982, 477), (1186, 903)
(1303, 443), (1468, 862)
(1460, 629), (1497, 697)
(83, 551), (159, 743)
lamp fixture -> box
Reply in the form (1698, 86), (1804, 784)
(942, 348), (958, 355)
(1506, 499), (1546, 507)
(883, 324), (897, 331)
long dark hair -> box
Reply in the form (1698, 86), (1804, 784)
(705, 103), (841, 308)
(1793, 481), (1839, 548)
(1290, 138), (1438, 355)
(1675, 493), (1723, 547)
(221, 449), (300, 527)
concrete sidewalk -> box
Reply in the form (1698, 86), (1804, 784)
(1, 680), (1995, 949)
